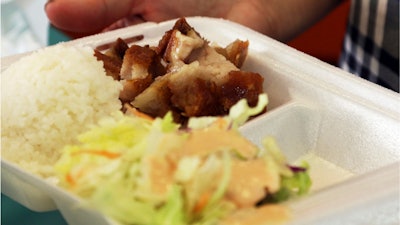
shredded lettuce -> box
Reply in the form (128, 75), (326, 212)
(258, 137), (312, 203)
(54, 94), (311, 225)
(154, 185), (187, 225)
(228, 93), (268, 127)
(261, 164), (312, 203)
(187, 93), (268, 129)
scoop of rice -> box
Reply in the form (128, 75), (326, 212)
(1, 44), (123, 177)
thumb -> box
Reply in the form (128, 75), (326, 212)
(45, 0), (137, 35)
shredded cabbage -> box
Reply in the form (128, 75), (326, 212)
(54, 94), (311, 225)
(187, 93), (268, 129)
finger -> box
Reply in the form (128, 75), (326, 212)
(102, 14), (146, 32)
(45, 0), (137, 34)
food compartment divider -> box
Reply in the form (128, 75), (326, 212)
(48, 187), (116, 225)
(1, 161), (57, 211)
(288, 162), (399, 225)
(239, 102), (321, 163)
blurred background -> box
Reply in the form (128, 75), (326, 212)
(0, 0), (350, 224)
(1, 0), (47, 57)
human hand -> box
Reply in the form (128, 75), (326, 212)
(45, 0), (341, 41)
(45, 0), (277, 38)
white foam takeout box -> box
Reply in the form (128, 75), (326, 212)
(1, 17), (399, 225)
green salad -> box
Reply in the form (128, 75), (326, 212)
(55, 94), (311, 225)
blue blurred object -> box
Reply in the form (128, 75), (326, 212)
(48, 24), (71, 45)
(1, 194), (68, 225)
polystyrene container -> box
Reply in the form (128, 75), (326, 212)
(1, 17), (399, 225)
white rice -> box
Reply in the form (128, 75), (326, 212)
(1, 44), (123, 177)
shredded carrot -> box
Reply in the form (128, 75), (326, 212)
(65, 168), (87, 187)
(193, 192), (211, 214)
(66, 150), (120, 186)
(71, 150), (121, 159)
(213, 117), (228, 129)
(66, 172), (76, 186)
(124, 103), (154, 121)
